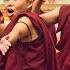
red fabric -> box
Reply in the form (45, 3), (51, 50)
(56, 5), (70, 70)
(47, 24), (57, 45)
(0, 12), (60, 70)
(56, 5), (70, 50)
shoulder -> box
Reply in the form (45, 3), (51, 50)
(18, 16), (33, 27)
(17, 16), (38, 41)
(18, 16), (31, 23)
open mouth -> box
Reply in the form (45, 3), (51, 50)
(7, 8), (15, 17)
(7, 8), (14, 13)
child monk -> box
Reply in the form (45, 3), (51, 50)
(0, 0), (60, 70)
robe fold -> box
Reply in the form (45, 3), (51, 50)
(46, 24), (57, 45)
(0, 12), (60, 70)
(56, 5), (70, 70)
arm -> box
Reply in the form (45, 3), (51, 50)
(0, 24), (6, 33)
(31, 0), (43, 13)
(40, 7), (60, 24)
(0, 16), (34, 55)
(7, 17), (33, 44)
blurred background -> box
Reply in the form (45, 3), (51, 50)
(41, 0), (70, 12)
(0, 0), (70, 12)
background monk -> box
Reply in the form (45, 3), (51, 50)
(32, 3), (70, 70)
(31, 3), (70, 70)
(56, 5), (70, 70)
(40, 5), (70, 70)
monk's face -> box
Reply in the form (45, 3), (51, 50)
(5, 0), (33, 17)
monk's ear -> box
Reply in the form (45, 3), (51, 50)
(27, 0), (33, 9)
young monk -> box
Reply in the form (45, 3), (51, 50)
(0, 0), (60, 70)
(0, 0), (36, 69)
(3, 1), (70, 69)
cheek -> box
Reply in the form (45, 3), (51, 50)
(15, 3), (26, 11)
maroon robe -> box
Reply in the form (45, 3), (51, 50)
(0, 12), (60, 70)
(46, 24), (57, 45)
(56, 5), (70, 70)
(40, 11), (57, 45)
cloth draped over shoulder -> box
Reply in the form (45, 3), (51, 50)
(0, 12), (60, 70)
(56, 5), (70, 70)
(46, 23), (57, 45)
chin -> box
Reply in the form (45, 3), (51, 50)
(8, 12), (14, 17)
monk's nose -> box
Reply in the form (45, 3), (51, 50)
(6, 0), (14, 7)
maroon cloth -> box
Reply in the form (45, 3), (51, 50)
(0, 12), (60, 70)
(56, 5), (70, 70)
(40, 10), (57, 45)
(46, 24), (57, 45)
(37, 11), (57, 46)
